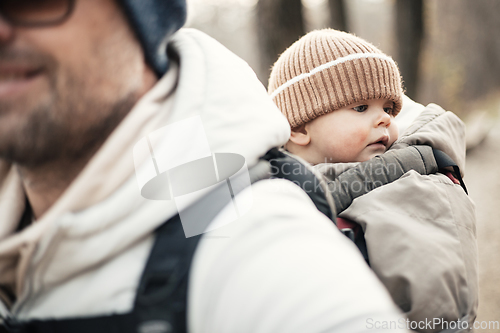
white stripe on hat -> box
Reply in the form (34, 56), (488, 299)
(270, 52), (396, 99)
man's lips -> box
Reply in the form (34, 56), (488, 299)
(0, 63), (42, 77)
(0, 65), (44, 98)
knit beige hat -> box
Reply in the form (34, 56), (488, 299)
(268, 29), (403, 129)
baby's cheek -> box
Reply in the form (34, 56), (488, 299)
(336, 137), (366, 161)
(354, 130), (370, 146)
(389, 123), (399, 145)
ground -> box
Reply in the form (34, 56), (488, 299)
(466, 120), (500, 332)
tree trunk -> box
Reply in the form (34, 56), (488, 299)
(394, 0), (423, 99)
(418, 0), (500, 117)
(328, 0), (347, 31)
(257, 0), (305, 86)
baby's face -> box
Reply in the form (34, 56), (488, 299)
(304, 98), (398, 163)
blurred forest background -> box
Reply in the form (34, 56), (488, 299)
(185, 0), (500, 331)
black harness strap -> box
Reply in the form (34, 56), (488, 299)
(262, 149), (336, 221)
(6, 314), (136, 333)
(4, 214), (194, 333)
(432, 149), (468, 194)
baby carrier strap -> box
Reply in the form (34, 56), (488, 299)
(261, 148), (337, 220)
(3, 216), (200, 333)
(432, 149), (468, 194)
(260, 149), (369, 262)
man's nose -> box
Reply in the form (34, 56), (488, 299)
(0, 15), (15, 43)
(375, 109), (391, 127)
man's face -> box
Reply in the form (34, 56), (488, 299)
(304, 98), (399, 164)
(0, 0), (154, 166)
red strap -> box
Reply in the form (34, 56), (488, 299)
(444, 171), (460, 185)
(337, 217), (360, 236)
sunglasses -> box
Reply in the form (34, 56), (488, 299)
(0, 0), (75, 27)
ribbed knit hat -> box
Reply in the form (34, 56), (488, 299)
(268, 29), (403, 129)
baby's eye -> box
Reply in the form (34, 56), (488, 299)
(353, 105), (368, 112)
(384, 107), (393, 115)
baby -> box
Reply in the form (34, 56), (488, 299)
(268, 29), (402, 165)
(268, 29), (478, 332)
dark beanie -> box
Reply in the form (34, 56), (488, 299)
(119, 0), (187, 77)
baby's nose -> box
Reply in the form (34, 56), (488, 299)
(376, 110), (391, 127)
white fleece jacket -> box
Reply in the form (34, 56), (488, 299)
(0, 29), (408, 333)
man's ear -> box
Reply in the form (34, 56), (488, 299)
(289, 124), (311, 146)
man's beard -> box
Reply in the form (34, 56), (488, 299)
(0, 50), (139, 168)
